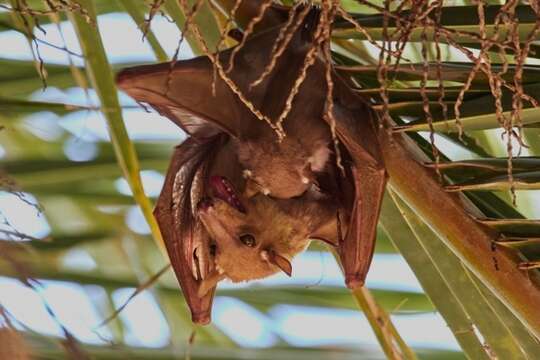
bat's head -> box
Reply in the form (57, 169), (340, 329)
(196, 175), (334, 292)
(237, 137), (331, 199)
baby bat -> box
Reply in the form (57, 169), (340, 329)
(117, 4), (387, 322)
(197, 174), (342, 296)
(155, 135), (343, 324)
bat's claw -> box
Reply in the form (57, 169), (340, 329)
(345, 274), (365, 289)
(192, 311), (211, 325)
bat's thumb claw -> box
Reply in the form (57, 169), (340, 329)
(345, 275), (365, 289)
(192, 311), (211, 325)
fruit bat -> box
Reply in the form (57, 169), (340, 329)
(117, 4), (387, 323)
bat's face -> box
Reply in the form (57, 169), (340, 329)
(197, 175), (334, 284)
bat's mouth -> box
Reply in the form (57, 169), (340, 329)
(208, 175), (246, 213)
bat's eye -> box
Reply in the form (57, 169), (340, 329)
(239, 234), (256, 247)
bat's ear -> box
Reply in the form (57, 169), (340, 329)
(262, 250), (292, 277)
(116, 58), (246, 139)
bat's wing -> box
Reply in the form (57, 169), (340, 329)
(154, 137), (222, 324)
(116, 58), (244, 139)
(116, 5), (320, 140)
(329, 74), (388, 289)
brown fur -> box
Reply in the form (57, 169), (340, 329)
(236, 136), (330, 198)
(198, 191), (337, 283)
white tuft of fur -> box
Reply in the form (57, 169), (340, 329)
(243, 169), (252, 178)
(216, 263), (225, 274)
(260, 250), (269, 261)
(308, 143), (331, 172)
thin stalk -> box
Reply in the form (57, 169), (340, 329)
(119, 0), (168, 62)
(330, 250), (416, 360)
(68, 0), (165, 254)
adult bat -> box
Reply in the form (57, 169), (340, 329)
(117, 4), (387, 321)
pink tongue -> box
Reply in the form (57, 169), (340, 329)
(209, 176), (246, 213)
